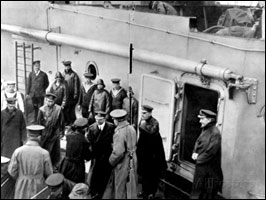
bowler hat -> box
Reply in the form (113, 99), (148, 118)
(73, 118), (88, 128)
(27, 125), (45, 137)
(46, 92), (57, 100)
(62, 60), (72, 66)
(111, 78), (120, 83)
(45, 173), (64, 187)
(198, 109), (217, 119)
(97, 79), (105, 87)
(69, 183), (89, 199)
(142, 105), (153, 112)
(6, 97), (17, 105)
(110, 109), (127, 119)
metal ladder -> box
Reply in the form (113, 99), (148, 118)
(15, 42), (36, 95)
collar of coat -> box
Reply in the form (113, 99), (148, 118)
(25, 139), (40, 146)
(115, 120), (129, 132)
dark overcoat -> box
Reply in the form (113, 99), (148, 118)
(191, 122), (223, 199)
(62, 69), (80, 105)
(86, 121), (115, 197)
(89, 89), (111, 116)
(49, 81), (68, 107)
(1, 108), (26, 158)
(59, 129), (91, 183)
(27, 70), (49, 97)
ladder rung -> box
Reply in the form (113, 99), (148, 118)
(16, 45), (31, 48)
(17, 63), (32, 66)
(17, 56), (32, 59)
(16, 50), (32, 53)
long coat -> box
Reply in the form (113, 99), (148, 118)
(86, 121), (115, 197)
(7, 139), (53, 199)
(37, 104), (65, 166)
(110, 87), (127, 110)
(59, 129), (91, 183)
(89, 89), (111, 117)
(49, 81), (68, 107)
(191, 122), (223, 199)
(27, 70), (49, 97)
(1, 108), (26, 158)
(102, 121), (138, 199)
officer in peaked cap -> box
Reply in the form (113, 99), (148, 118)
(142, 105), (153, 113)
(110, 109), (127, 120)
(1, 156), (10, 164)
(33, 60), (40, 65)
(6, 80), (16, 85)
(69, 183), (89, 199)
(46, 173), (64, 187)
(94, 110), (106, 119)
(73, 118), (88, 129)
(62, 60), (72, 66)
(26, 125), (45, 137)
(46, 92), (57, 100)
(111, 78), (121, 83)
(83, 72), (94, 78)
(197, 109), (217, 119)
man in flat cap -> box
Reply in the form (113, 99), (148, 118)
(27, 60), (49, 123)
(59, 118), (91, 183)
(102, 109), (138, 199)
(89, 79), (111, 122)
(62, 61), (81, 126)
(48, 71), (67, 109)
(8, 125), (53, 199)
(46, 173), (75, 199)
(37, 92), (65, 170)
(136, 105), (167, 199)
(85, 111), (115, 199)
(1, 97), (26, 158)
(109, 78), (127, 111)
(1, 80), (25, 113)
(190, 109), (223, 199)
(122, 86), (139, 130)
(77, 72), (97, 122)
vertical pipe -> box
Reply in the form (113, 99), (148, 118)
(129, 43), (133, 125)
(23, 43), (27, 94)
(31, 44), (34, 71)
(15, 41), (18, 91)
(262, 7), (265, 40)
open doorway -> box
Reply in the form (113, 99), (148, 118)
(179, 83), (219, 165)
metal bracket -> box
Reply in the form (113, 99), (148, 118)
(228, 77), (258, 104)
(200, 75), (211, 87)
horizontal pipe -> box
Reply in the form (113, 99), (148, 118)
(1, 24), (239, 81)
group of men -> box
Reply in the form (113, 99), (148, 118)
(1, 60), (168, 199)
(1, 59), (223, 199)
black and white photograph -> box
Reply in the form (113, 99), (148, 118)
(1, 1), (265, 199)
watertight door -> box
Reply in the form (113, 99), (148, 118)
(139, 74), (176, 161)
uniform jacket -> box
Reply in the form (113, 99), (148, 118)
(136, 116), (167, 177)
(62, 69), (80, 105)
(122, 97), (138, 129)
(102, 121), (138, 199)
(7, 140), (53, 199)
(110, 87), (127, 110)
(1, 108), (26, 158)
(86, 121), (115, 197)
(89, 89), (111, 116)
(27, 70), (49, 97)
(59, 129), (91, 183)
(49, 81), (68, 107)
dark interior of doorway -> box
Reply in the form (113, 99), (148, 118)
(179, 83), (219, 164)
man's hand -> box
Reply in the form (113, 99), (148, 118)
(192, 153), (198, 160)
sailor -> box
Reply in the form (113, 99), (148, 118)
(109, 78), (127, 111)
